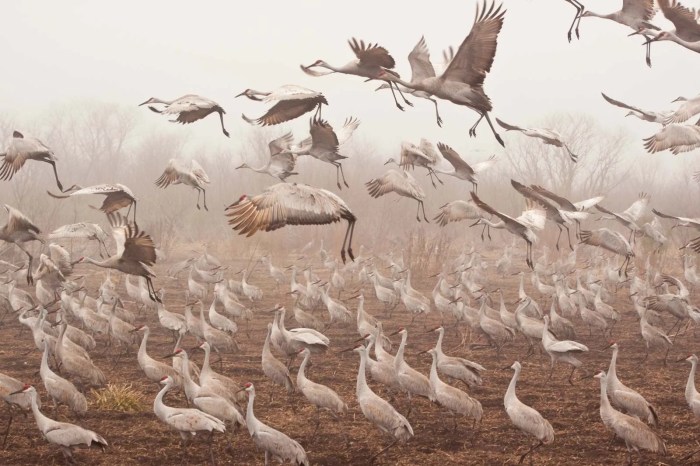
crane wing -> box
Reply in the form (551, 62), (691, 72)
(579, 228), (630, 256)
(547, 340), (588, 353)
(365, 170), (424, 200)
(622, 0), (657, 23)
(309, 117), (340, 153)
(108, 213), (156, 266)
(601, 93), (654, 118)
(418, 138), (442, 164)
(3, 204), (40, 235)
(407, 36), (437, 83)
(434, 200), (481, 226)
(154, 160), (180, 189)
(473, 154), (496, 173)
(573, 196), (605, 211)
(658, 0), (700, 42)
(440, 1), (505, 87)
(436, 143), (475, 176)
(246, 98), (323, 126)
(268, 132), (295, 156)
(643, 124), (700, 155)
(622, 194), (650, 222)
(190, 160), (210, 184)
(495, 118), (526, 132)
(399, 142), (431, 169)
(652, 208), (700, 226)
(263, 85), (322, 101)
(510, 180), (559, 214)
(225, 183), (351, 236)
(269, 151), (297, 174)
(348, 38), (396, 69)
(49, 223), (103, 240)
(516, 205), (546, 231)
(49, 243), (73, 276)
(470, 192), (520, 227)
(335, 117), (361, 146)
(529, 185), (577, 211)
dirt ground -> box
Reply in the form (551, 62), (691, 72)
(1, 256), (699, 466)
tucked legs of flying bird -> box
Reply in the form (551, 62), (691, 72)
(469, 112), (505, 148)
(565, 0), (584, 42)
(340, 217), (356, 264)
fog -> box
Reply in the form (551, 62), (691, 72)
(1, 0), (700, 263)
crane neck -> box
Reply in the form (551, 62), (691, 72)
(598, 373), (612, 412)
(395, 332), (408, 367)
(83, 256), (109, 268)
(298, 351), (310, 382)
(201, 344), (212, 376)
(435, 328), (444, 355)
(429, 352), (439, 386)
(138, 327), (150, 360)
(28, 390), (50, 429)
(154, 380), (172, 415)
(245, 389), (257, 432)
(505, 365), (520, 404)
(263, 326), (272, 354)
(687, 360), (699, 404)
(608, 347), (618, 378)
(356, 349), (369, 395)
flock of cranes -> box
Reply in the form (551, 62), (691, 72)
(2, 0), (700, 464)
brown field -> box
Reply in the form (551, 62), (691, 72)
(1, 255), (699, 466)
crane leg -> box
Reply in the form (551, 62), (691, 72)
(208, 430), (216, 466)
(338, 163), (349, 188)
(333, 162), (342, 190)
(468, 114), (484, 137)
(482, 112), (505, 147)
(420, 201), (430, 223)
(564, 224), (574, 250)
(45, 160), (65, 193)
(416, 202), (421, 222)
(369, 439), (398, 464)
(555, 226), (563, 251)
(393, 83), (413, 107)
(564, 0), (584, 42)
(568, 366), (577, 385)
(644, 36), (652, 67)
(196, 188), (202, 210)
(1, 410), (13, 449)
(218, 110), (230, 138)
(16, 243), (33, 285)
(431, 98), (443, 127)
(202, 188), (208, 211)
(385, 81), (405, 111)
(429, 168), (444, 185)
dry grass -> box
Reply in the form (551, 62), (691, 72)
(90, 383), (146, 413)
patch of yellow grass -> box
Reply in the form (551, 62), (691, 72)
(91, 383), (145, 412)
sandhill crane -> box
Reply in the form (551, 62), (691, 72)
(549, 299), (576, 339)
(48, 183), (138, 222)
(262, 323), (294, 395)
(366, 168), (428, 222)
(606, 343), (659, 425)
(155, 159), (210, 210)
(429, 326), (484, 388)
(380, 2), (506, 146)
(236, 132), (298, 182)
(134, 325), (182, 388)
(542, 315), (588, 384)
(504, 361), (554, 463)
(197, 302), (238, 354)
(0, 370), (37, 448)
(195, 342), (245, 405)
(296, 348), (347, 434)
(579, 229), (635, 276)
(375, 37), (449, 126)
(241, 270), (263, 302)
(139, 94), (229, 137)
(225, 182), (356, 263)
(241, 383), (309, 465)
(593, 371), (667, 464)
(653, 208), (700, 230)
(682, 355), (700, 418)
(383, 140), (444, 188)
(639, 308), (672, 364)
(643, 120), (700, 154)
(207, 298), (237, 334)
(0, 205), (43, 285)
(497, 118), (578, 162)
(39, 341), (87, 417)
(301, 37), (412, 110)
(274, 306), (330, 354)
(237, 85), (327, 125)
(528, 184), (603, 238)
(389, 327), (431, 414)
(425, 348), (482, 430)
(478, 297), (515, 353)
(261, 255), (286, 289)
(434, 142), (495, 192)
(434, 199), (483, 227)
(643, 0), (700, 54)
(471, 192), (544, 268)
(49, 222), (109, 258)
(10, 384), (107, 463)
(348, 344), (413, 462)
(0, 131), (75, 192)
(55, 322), (106, 387)
(580, 0), (659, 66)
(601, 92), (673, 123)
(153, 375), (226, 463)
(80, 213), (160, 301)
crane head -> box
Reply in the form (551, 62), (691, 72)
(163, 348), (184, 359)
(592, 371), (606, 380)
(388, 326), (406, 337)
(235, 163), (249, 170)
(9, 384), (33, 395)
(159, 375), (172, 385)
(139, 97), (157, 106)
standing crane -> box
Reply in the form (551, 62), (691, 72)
(79, 213), (160, 301)
(225, 183), (356, 263)
(348, 344), (413, 462)
(497, 119), (578, 162)
(605, 342), (659, 425)
(579, 0), (659, 66)
(40, 341), (88, 417)
(644, 0), (700, 55)
(236, 132), (298, 182)
(1, 371), (37, 448)
(593, 371), (667, 464)
(389, 327), (431, 416)
(139, 94), (229, 137)
(541, 315), (588, 384)
(48, 183), (138, 223)
(366, 168), (428, 222)
(153, 376), (226, 464)
(504, 361), (554, 464)
(426, 348), (483, 430)
(10, 384), (107, 463)
(0, 131), (75, 192)
(0, 204), (43, 285)
(240, 382), (310, 466)
(379, 1), (507, 146)
(134, 325), (183, 387)
(471, 192), (545, 268)
(154, 159), (210, 210)
(236, 85), (327, 125)
(301, 38), (412, 110)
(296, 348), (347, 435)
(262, 323), (294, 395)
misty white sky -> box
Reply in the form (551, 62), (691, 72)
(3, 0), (700, 167)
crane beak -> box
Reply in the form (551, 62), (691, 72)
(138, 99), (151, 106)
(9, 389), (25, 396)
(162, 352), (180, 359)
(336, 346), (357, 354)
(354, 334), (370, 343)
